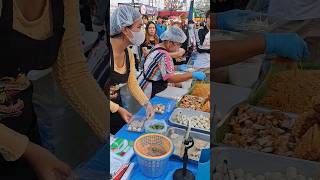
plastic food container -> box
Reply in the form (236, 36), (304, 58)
(169, 108), (210, 134)
(212, 147), (320, 178)
(166, 127), (210, 163)
(228, 55), (264, 88)
(237, 13), (287, 32)
(144, 120), (168, 135)
(127, 115), (146, 133)
(134, 134), (173, 178)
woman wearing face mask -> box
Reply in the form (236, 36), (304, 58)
(109, 6), (154, 134)
(138, 27), (207, 98)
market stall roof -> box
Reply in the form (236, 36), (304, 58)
(158, 11), (188, 17)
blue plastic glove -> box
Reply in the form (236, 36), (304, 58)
(216, 9), (256, 31)
(264, 33), (310, 61)
(192, 71), (206, 80)
(178, 64), (188, 72)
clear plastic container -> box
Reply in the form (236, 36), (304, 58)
(144, 119), (168, 135)
(127, 115), (146, 132)
(237, 13), (287, 33)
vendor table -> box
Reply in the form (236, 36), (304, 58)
(80, 96), (199, 180)
(116, 96), (198, 180)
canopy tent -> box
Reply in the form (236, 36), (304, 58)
(158, 10), (188, 17)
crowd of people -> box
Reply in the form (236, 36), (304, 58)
(105, 6), (211, 134)
(0, 0), (211, 177)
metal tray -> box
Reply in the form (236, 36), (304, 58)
(166, 127), (210, 164)
(169, 108), (210, 134)
(212, 147), (320, 178)
(176, 95), (206, 111)
(213, 102), (297, 146)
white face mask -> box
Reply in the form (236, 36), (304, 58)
(128, 29), (145, 46)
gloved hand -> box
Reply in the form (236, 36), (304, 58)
(264, 33), (310, 61)
(216, 9), (256, 31)
(178, 64), (188, 72)
(192, 71), (206, 80)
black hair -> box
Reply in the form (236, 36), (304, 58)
(110, 24), (134, 38)
(143, 15), (148, 19)
(146, 21), (157, 30)
(157, 16), (162, 20)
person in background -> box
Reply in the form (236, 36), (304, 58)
(179, 13), (188, 33)
(171, 21), (188, 65)
(156, 16), (165, 37)
(138, 27), (207, 98)
(0, 0), (108, 179)
(141, 21), (160, 58)
(142, 15), (149, 29)
(109, 6), (154, 134)
(193, 10), (210, 68)
(163, 16), (169, 29)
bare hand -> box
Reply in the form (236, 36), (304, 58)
(118, 107), (133, 124)
(145, 102), (154, 119)
(23, 142), (71, 180)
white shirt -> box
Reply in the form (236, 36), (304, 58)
(268, 0), (320, 20)
(194, 30), (210, 69)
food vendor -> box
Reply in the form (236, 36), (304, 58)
(0, 0), (108, 178)
(138, 27), (207, 98)
(109, 6), (154, 134)
(212, 11), (310, 67)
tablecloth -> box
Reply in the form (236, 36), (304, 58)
(79, 96), (200, 180)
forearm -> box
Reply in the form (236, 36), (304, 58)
(128, 52), (149, 105)
(53, 0), (108, 141)
(0, 123), (29, 161)
(167, 72), (192, 83)
(142, 48), (150, 57)
(212, 35), (265, 68)
(169, 48), (186, 58)
(110, 101), (119, 113)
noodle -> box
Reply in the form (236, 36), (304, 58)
(259, 70), (320, 113)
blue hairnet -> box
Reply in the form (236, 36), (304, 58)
(160, 26), (187, 43)
(110, 6), (142, 36)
